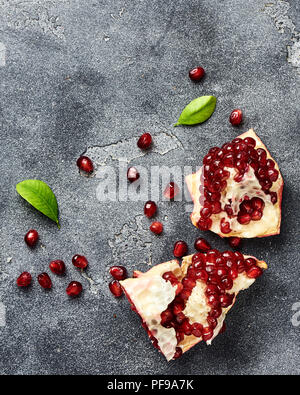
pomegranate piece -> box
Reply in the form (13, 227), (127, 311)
(144, 201), (157, 218)
(109, 280), (123, 297)
(173, 241), (188, 258)
(186, 129), (283, 239)
(38, 273), (52, 289)
(120, 249), (267, 361)
(189, 66), (205, 82)
(137, 133), (152, 150)
(66, 281), (83, 297)
(150, 221), (163, 235)
(229, 109), (243, 126)
(49, 260), (66, 275)
(17, 272), (32, 287)
(194, 237), (211, 252)
(24, 229), (39, 248)
(109, 266), (128, 281)
(77, 156), (94, 173)
(127, 167), (140, 183)
(72, 255), (88, 269)
(164, 182), (180, 200)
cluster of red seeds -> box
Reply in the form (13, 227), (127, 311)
(198, 136), (279, 233)
(160, 249), (263, 359)
(18, 230), (86, 296)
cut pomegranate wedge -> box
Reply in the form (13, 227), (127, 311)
(120, 250), (267, 361)
(186, 129), (283, 238)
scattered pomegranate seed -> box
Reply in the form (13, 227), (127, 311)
(72, 255), (88, 269)
(77, 156), (93, 173)
(127, 167), (140, 183)
(24, 229), (39, 248)
(189, 66), (205, 82)
(16, 272), (32, 287)
(164, 182), (180, 200)
(173, 240), (188, 258)
(109, 266), (127, 281)
(229, 109), (243, 126)
(66, 281), (83, 297)
(144, 201), (157, 218)
(173, 347), (183, 359)
(37, 273), (52, 289)
(109, 280), (123, 297)
(137, 133), (152, 150)
(150, 221), (163, 235)
(228, 237), (241, 248)
(49, 260), (66, 275)
(194, 237), (211, 252)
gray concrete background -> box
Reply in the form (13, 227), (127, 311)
(0, 0), (299, 375)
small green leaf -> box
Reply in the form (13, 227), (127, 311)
(174, 95), (217, 126)
(16, 180), (60, 228)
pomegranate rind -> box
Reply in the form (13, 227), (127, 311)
(120, 254), (267, 361)
(186, 129), (284, 238)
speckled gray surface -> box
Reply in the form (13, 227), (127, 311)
(0, 0), (299, 375)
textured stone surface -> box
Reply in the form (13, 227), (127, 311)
(0, 0), (299, 375)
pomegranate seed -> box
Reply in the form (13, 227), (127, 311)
(127, 167), (140, 183)
(66, 281), (83, 297)
(197, 217), (212, 231)
(189, 66), (205, 81)
(266, 159), (275, 168)
(207, 294), (220, 308)
(180, 320), (192, 336)
(205, 284), (220, 295)
(228, 237), (241, 248)
(217, 267), (228, 277)
(246, 266), (263, 279)
(251, 197), (265, 211)
(267, 168), (279, 182)
(179, 288), (191, 301)
(150, 221), (163, 235)
(173, 347), (183, 359)
(192, 252), (206, 265)
(144, 201), (157, 218)
(237, 213), (251, 225)
(220, 276), (233, 290)
(161, 310), (173, 326)
(191, 322), (203, 337)
(109, 266), (127, 280)
(49, 260), (66, 275)
(219, 293), (234, 308)
(37, 273), (52, 289)
(244, 258), (257, 268)
(182, 277), (196, 289)
(244, 137), (256, 147)
(173, 302), (184, 315)
(209, 306), (222, 318)
(72, 255), (88, 269)
(237, 259), (246, 273)
(229, 268), (238, 280)
(269, 191), (278, 204)
(251, 210), (262, 221)
(16, 272), (32, 287)
(173, 240), (188, 258)
(207, 316), (218, 329)
(220, 218), (232, 234)
(200, 207), (212, 218)
(77, 156), (93, 173)
(164, 182), (179, 199)
(24, 229), (39, 248)
(176, 331), (184, 344)
(137, 133), (152, 149)
(176, 312), (186, 325)
(195, 269), (209, 282)
(162, 271), (178, 284)
(202, 326), (214, 341)
(194, 237), (211, 252)
(229, 109), (243, 126)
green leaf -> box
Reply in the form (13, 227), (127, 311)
(174, 95), (217, 126)
(16, 180), (60, 228)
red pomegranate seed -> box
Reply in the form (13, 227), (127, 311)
(72, 255), (88, 269)
(49, 260), (65, 275)
(229, 109), (243, 126)
(229, 268), (238, 280)
(228, 237), (241, 248)
(202, 326), (214, 341)
(176, 331), (184, 344)
(176, 312), (186, 325)
(244, 258), (257, 268)
(267, 168), (279, 182)
(251, 210), (262, 221)
(220, 218), (232, 234)
(205, 284), (220, 295)
(269, 192), (278, 204)
(137, 133), (152, 149)
(37, 273), (52, 289)
(191, 322), (203, 337)
(144, 201), (157, 218)
(217, 267), (228, 277)
(150, 221), (163, 235)
(66, 281), (83, 297)
(195, 269), (209, 282)
(127, 167), (140, 183)
(173, 240), (188, 258)
(197, 217), (212, 231)
(161, 309), (174, 326)
(109, 266), (127, 281)
(173, 347), (183, 359)
(189, 66), (205, 82)
(162, 271), (178, 284)
(192, 252), (206, 265)
(209, 306), (222, 319)
(77, 156), (94, 173)
(251, 197), (265, 211)
(173, 302), (184, 315)
(220, 276), (233, 290)
(179, 288), (191, 301)
(180, 320), (192, 336)
(24, 229), (39, 248)
(207, 316), (218, 329)
(244, 137), (256, 147)
(16, 272), (32, 287)
(164, 182), (179, 199)
(207, 294), (220, 308)
(246, 266), (263, 279)
(237, 213), (251, 225)
(194, 237), (211, 252)
(182, 277), (196, 289)
(219, 293), (234, 308)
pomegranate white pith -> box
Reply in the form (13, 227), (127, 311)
(186, 129), (283, 238)
(120, 252), (267, 361)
